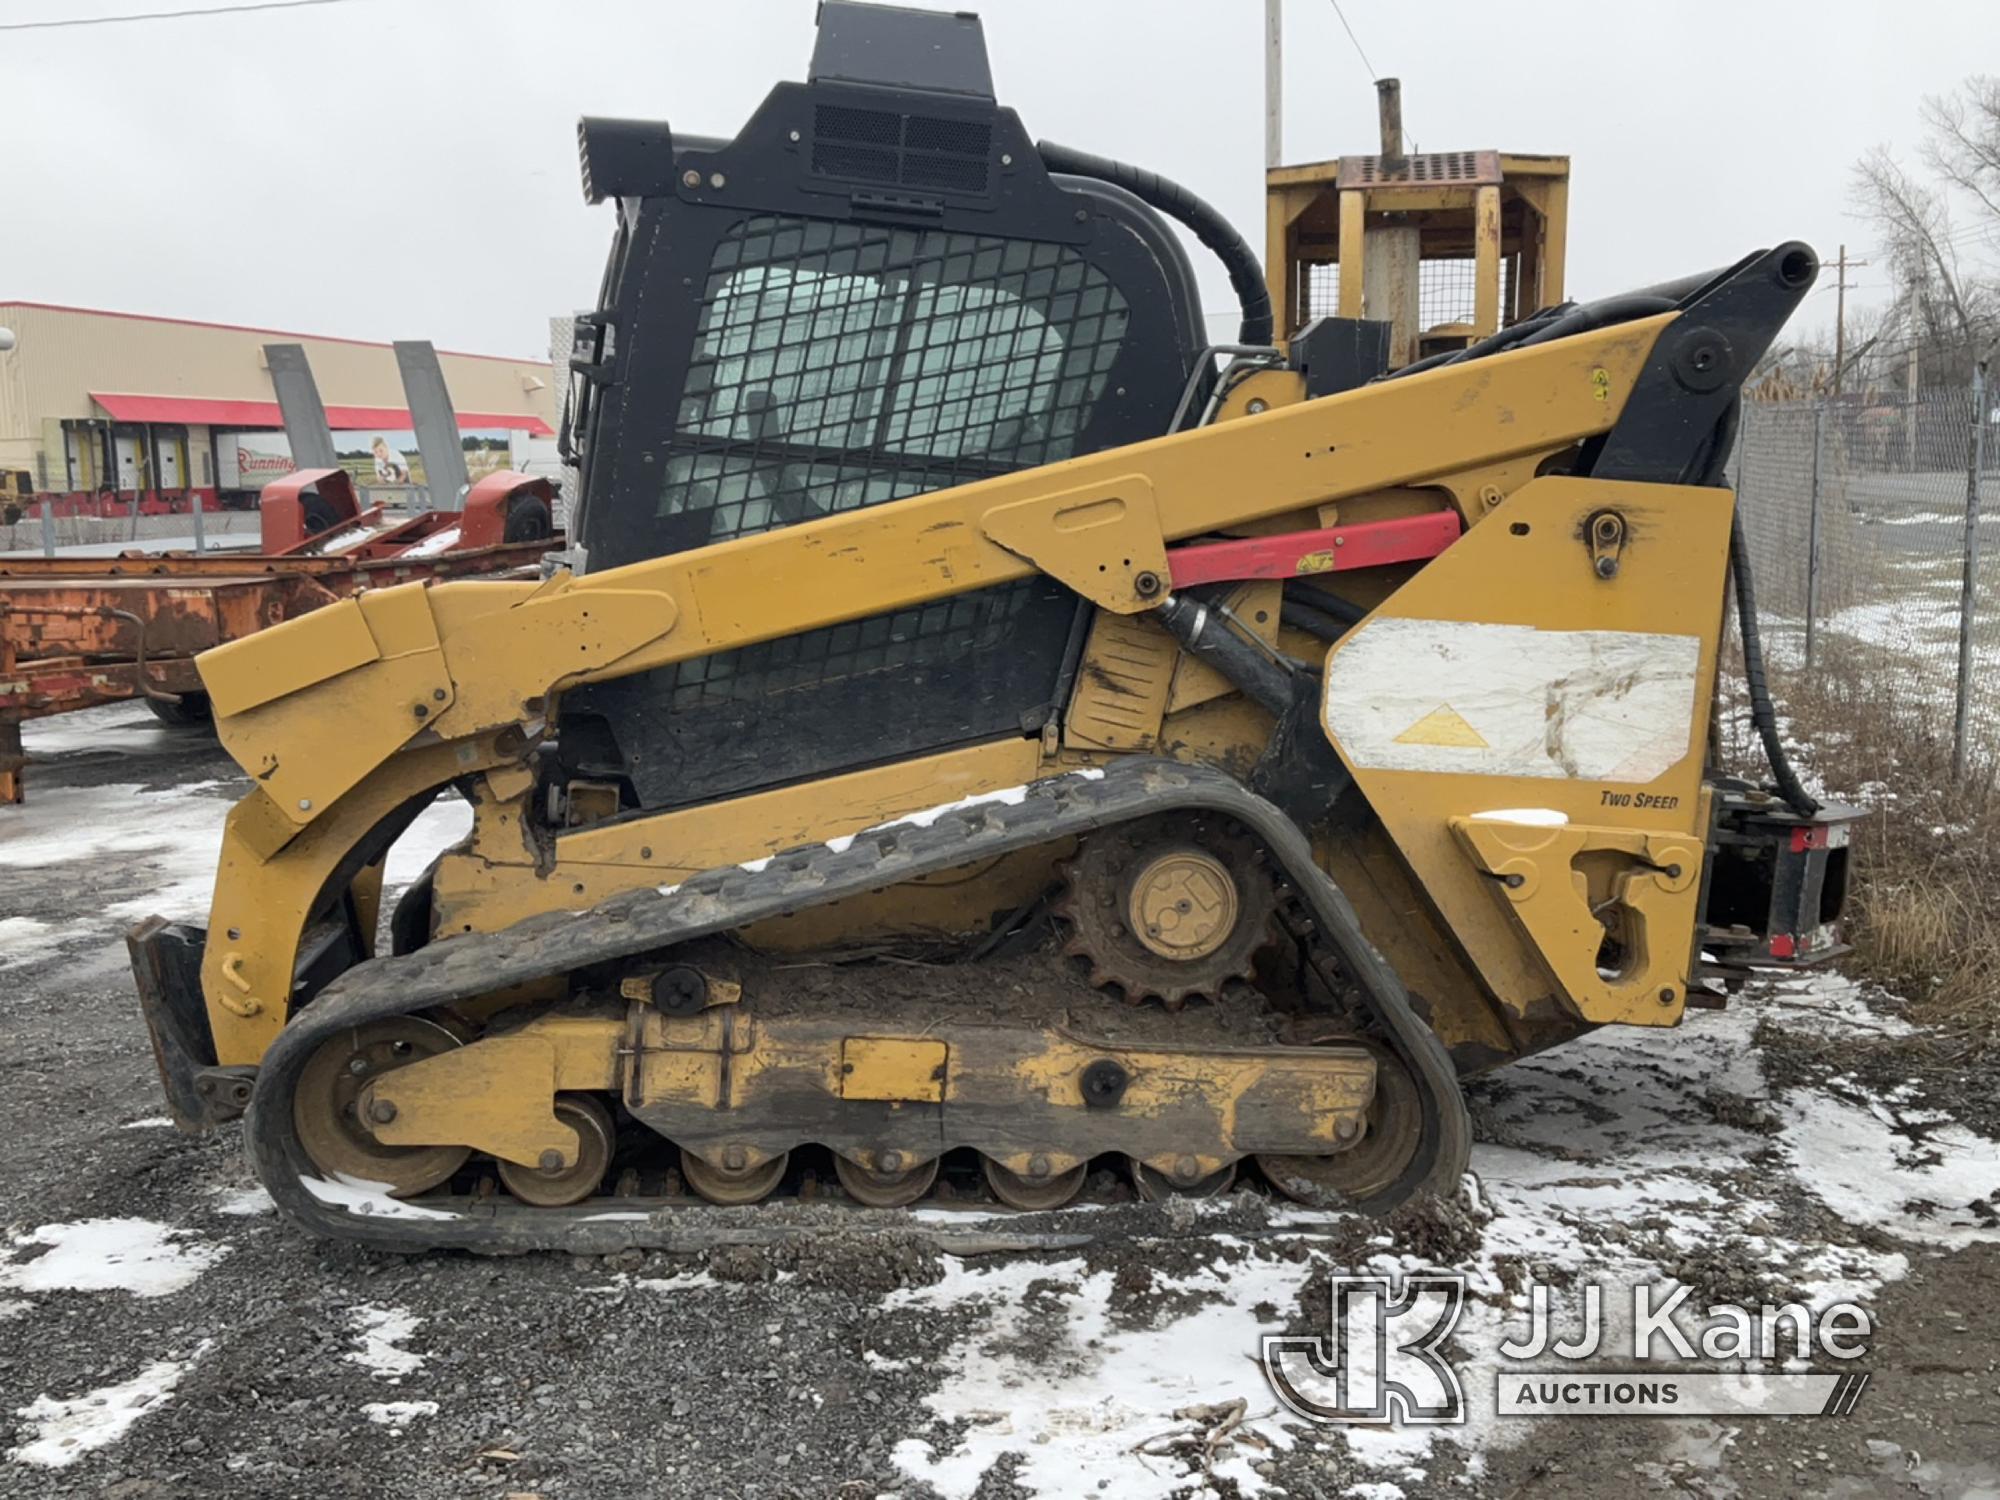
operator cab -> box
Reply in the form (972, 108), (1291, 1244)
(558, 1), (1219, 812)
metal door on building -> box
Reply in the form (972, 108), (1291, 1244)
(114, 433), (143, 490)
(154, 431), (183, 488)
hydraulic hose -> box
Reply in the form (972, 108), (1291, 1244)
(1514, 294), (1678, 350)
(1036, 139), (1273, 346)
(1386, 302), (1575, 380)
(1279, 600), (1349, 642)
(1728, 501), (1820, 816)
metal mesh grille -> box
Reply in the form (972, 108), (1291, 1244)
(1416, 258), (1510, 333)
(663, 215), (1128, 545)
(1303, 263), (1341, 323)
(660, 585), (1049, 710)
(811, 105), (993, 194)
(652, 214), (1128, 707)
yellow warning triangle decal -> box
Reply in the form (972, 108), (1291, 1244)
(1394, 703), (1489, 748)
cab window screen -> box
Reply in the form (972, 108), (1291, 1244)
(654, 215), (1128, 550)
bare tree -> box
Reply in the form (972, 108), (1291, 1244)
(1921, 75), (2000, 233)
(1852, 76), (2000, 381)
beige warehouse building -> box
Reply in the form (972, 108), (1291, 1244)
(0, 302), (557, 507)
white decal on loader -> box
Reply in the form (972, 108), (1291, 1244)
(1324, 619), (1700, 782)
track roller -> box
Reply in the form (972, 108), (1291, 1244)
(833, 1154), (939, 1208)
(495, 1094), (615, 1208)
(681, 1148), (789, 1205)
(982, 1156), (1088, 1211)
(1130, 1157), (1236, 1201)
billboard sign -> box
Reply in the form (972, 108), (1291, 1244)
(214, 428), (520, 495)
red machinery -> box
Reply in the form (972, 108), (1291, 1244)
(0, 471), (559, 802)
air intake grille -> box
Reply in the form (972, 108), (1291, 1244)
(811, 103), (992, 195)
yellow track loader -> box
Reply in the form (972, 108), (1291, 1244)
(129, 2), (1855, 1251)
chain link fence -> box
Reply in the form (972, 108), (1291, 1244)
(1730, 377), (1997, 770)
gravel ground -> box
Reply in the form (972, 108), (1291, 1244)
(2, 703), (1997, 1499)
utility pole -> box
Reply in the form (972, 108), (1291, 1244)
(1907, 344), (1921, 470)
(1263, 0), (1282, 168)
(1830, 244), (1868, 397)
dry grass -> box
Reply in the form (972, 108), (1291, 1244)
(1724, 633), (2000, 1046)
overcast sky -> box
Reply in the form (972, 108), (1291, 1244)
(3, 0), (1987, 361)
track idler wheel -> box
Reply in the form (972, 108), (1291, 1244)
(982, 1156), (1088, 1211)
(834, 1153), (939, 1208)
(1130, 1157), (1237, 1201)
(495, 1094), (615, 1208)
(681, 1148), (789, 1206)
(1258, 1045), (1424, 1208)
(292, 1016), (471, 1198)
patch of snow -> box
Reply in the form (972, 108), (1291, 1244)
(7, 1341), (211, 1469)
(346, 1304), (425, 1381)
(1781, 1089), (2000, 1250)
(121, 1116), (173, 1130)
(891, 1240), (1305, 1498)
(0, 781), (233, 924)
(398, 524), (463, 559)
(863, 1350), (909, 1372)
(304, 1174), (458, 1221)
(633, 1269), (721, 1294)
(381, 795), (475, 891)
(0, 1219), (226, 1299)
(361, 1399), (439, 1429)
(0, 916), (65, 972)
(16, 699), (162, 757)
(211, 1186), (275, 1218)
(0, 1300), (30, 1320)
(1466, 808), (1568, 826)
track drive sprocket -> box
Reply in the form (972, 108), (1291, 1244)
(1053, 812), (1279, 1009)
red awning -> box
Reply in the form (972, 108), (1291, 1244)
(88, 392), (555, 437)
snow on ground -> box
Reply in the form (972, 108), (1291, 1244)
(0, 917), (64, 973)
(890, 973), (2000, 1495)
(891, 1243), (1307, 1498)
(383, 796), (474, 889)
(0, 779), (234, 924)
(6, 1344), (212, 1469)
(15, 700), (164, 758)
(346, 1305), (428, 1381)
(361, 1400), (440, 1430)
(0, 1219), (228, 1299)
(2, 702), (474, 957)
(210, 1185), (275, 1217)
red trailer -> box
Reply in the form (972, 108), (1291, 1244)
(0, 471), (558, 802)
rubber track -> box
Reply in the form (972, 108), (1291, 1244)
(245, 758), (1472, 1254)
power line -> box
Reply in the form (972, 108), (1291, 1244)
(0, 0), (351, 33)
(1324, 0), (1380, 84)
